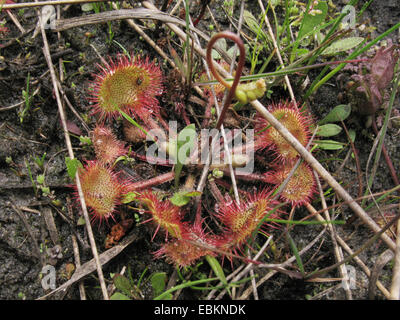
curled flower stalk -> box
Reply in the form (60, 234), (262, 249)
(206, 31), (245, 130)
(89, 53), (163, 121)
(206, 32), (267, 123)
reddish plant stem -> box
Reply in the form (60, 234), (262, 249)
(206, 31), (245, 130)
(127, 171), (175, 191)
(201, 94), (214, 128)
(208, 178), (225, 203)
(146, 116), (167, 135)
(372, 115), (400, 187)
(130, 150), (173, 167)
(222, 169), (268, 183)
(194, 200), (203, 230)
(341, 120), (363, 199)
(193, 0), (211, 26)
(180, 104), (191, 126)
(157, 114), (171, 133)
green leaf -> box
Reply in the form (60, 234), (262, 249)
(150, 272), (168, 298)
(170, 190), (202, 207)
(36, 174), (45, 185)
(184, 191), (202, 197)
(113, 274), (134, 297)
(318, 104), (351, 124)
(65, 157), (83, 180)
(121, 192), (138, 204)
(40, 186), (50, 196)
(293, 48), (309, 57)
(211, 37), (227, 60)
(113, 155), (128, 166)
(317, 124), (343, 137)
(287, 233), (305, 276)
(154, 277), (219, 300)
(79, 135), (92, 145)
(322, 37), (364, 56)
(110, 292), (131, 300)
(227, 46), (240, 58)
(119, 110), (149, 138)
(297, 1), (328, 41)
(243, 10), (262, 35)
(315, 140), (345, 150)
(80, 3), (94, 12)
(77, 215), (86, 226)
(174, 124), (197, 188)
(348, 129), (356, 143)
(205, 255), (228, 289)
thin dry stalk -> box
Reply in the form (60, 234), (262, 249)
(370, 249), (394, 299)
(372, 117), (400, 187)
(308, 283), (343, 300)
(341, 120), (363, 199)
(306, 210), (400, 281)
(248, 251), (258, 300)
(110, 3), (176, 69)
(6, 9), (25, 33)
(54, 8), (209, 45)
(217, 0), (246, 205)
(67, 198), (86, 300)
(314, 171), (352, 299)
(2, 0), (104, 9)
(169, 0), (184, 16)
(36, 5), (109, 299)
(57, 81), (90, 134)
(206, 265), (245, 300)
(0, 87), (40, 112)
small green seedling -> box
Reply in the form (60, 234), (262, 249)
(19, 73), (32, 123)
(65, 157), (83, 180)
(32, 152), (46, 172)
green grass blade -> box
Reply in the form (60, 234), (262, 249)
(287, 232), (305, 276)
(153, 277), (219, 300)
(119, 110), (149, 138)
(205, 255), (228, 288)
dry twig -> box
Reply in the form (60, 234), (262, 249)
(314, 170), (352, 299)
